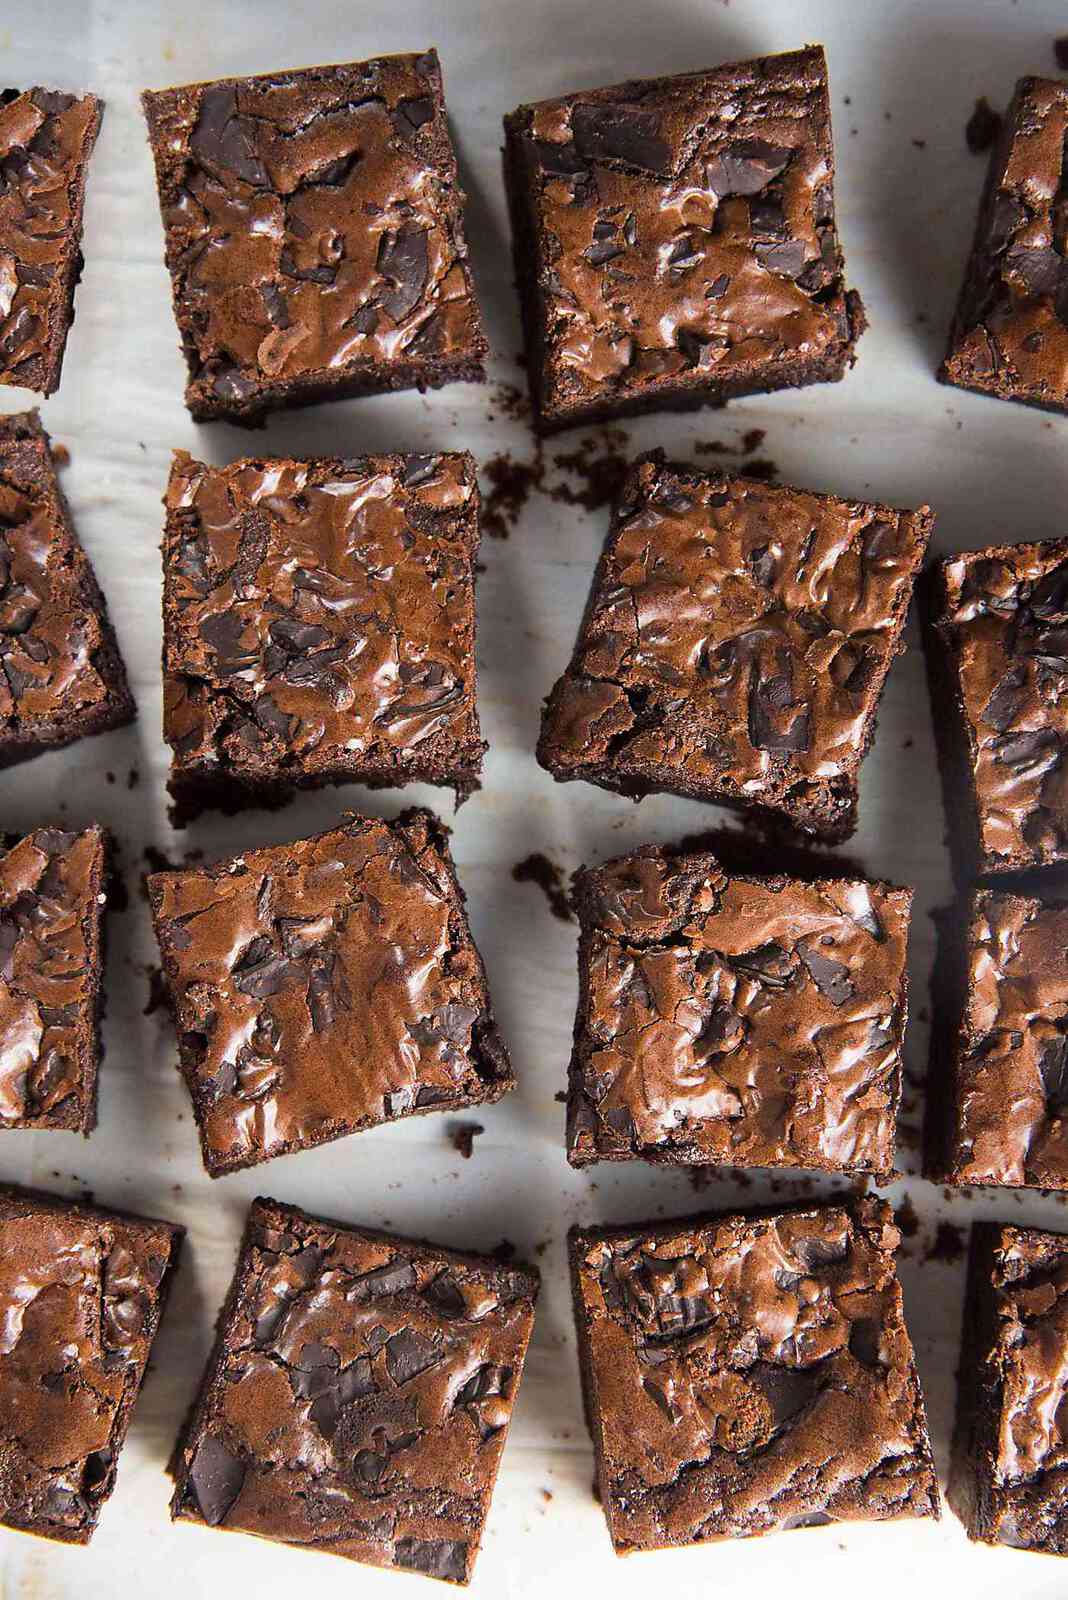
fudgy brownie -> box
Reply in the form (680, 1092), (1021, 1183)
(942, 77), (1068, 414)
(0, 1183), (182, 1545)
(538, 453), (932, 842)
(0, 824), (108, 1133)
(570, 1196), (939, 1555)
(503, 46), (864, 432)
(923, 538), (1068, 878)
(142, 52), (486, 425)
(567, 843), (911, 1178)
(148, 809), (514, 1177)
(171, 1196), (538, 1583)
(0, 88), (102, 395)
(951, 1221), (1068, 1551)
(0, 411), (134, 765)
(162, 449), (486, 824)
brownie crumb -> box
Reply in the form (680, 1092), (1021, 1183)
(127, 767), (140, 789)
(554, 1090), (567, 1103)
(490, 380), (529, 422)
(740, 427), (766, 454)
(541, 1488), (553, 1503)
(549, 429), (630, 513)
(481, 450), (545, 539)
(925, 1220), (966, 1264)
(448, 1120), (484, 1159)
(894, 1194), (920, 1238)
(143, 964), (168, 1018)
(512, 852), (573, 921)
(50, 442), (70, 467)
(966, 97), (1002, 154)
(105, 770), (115, 784)
(1056, 36), (1068, 69)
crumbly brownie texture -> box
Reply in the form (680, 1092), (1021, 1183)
(162, 450), (485, 823)
(950, 1221), (1068, 1551)
(0, 825), (107, 1133)
(568, 845), (911, 1178)
(570, 1196), (939, 1555)
(148, 809), (514, 1177)
(924, 539), (1068, 877)
(0, 1183), (182, 1545)
(503, 46), (864, 433)
(0, 411), (134, 765)
(142, 52), (486, 425)
(171, 1197), (538, 1583)
(0, 88), (101, 395)
(538, 454), (932, 842)
(942, 77), (1068, 414)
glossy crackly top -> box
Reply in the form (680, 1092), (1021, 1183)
(572, 1198), (938, 1552)
(143, 51), (484, 412)
(163, 450), (483, 788)
(173, 1199), (538, 1582)
(508, 46), (854, 413)
(939, 540), (1068, 868)
(148, 812), (511, 1176)
(0, 827), (103, 1130)
(569, 849), (910, 1175)
(0, 1190), (178, 1543)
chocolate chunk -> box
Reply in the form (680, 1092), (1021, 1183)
(394, 1537), (469, 1582)
(848, 1317), (884, 1368)
(750, 1361), (822, 1427)
(706, 139), (792, 198)
(188, 1433), (247, 1525)
(377, 226), (429, 321)
(798, 942), (856, 1006)
(189, 87), (267, 187)
(571, 104), (671, 173)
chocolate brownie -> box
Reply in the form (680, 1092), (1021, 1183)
(503, 46), (864, 433)
(142, 51), (486, 425)
(942, 77), (1068, 414)
(0, 1183), (182, 1545)
(171, 1196), (538, 1583)
(538, 453), (932, 842)
(0, 88), (101, 395)
(570, 1196), (939, 1554)
(951, 1220), (1068, 1550)
(0, 824), (108, 1133)
(162, 449), (485, 824)
(567, 843), (911, 1178)
(0, 411), (134, 766)
(147, 809), (514, 1177)
(923, 539), (1068, 879)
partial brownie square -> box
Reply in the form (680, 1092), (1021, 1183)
(162, 449), (485, 825)
(0, 1183), (182, 1545)
(0, 824), (107, 1133)
(148, 809), (514, 1177)
(570, 1196), (939, 1555)
(538, 453), (932, 842)
(171, 1196), (538, 1583)
(0, 88), (102, 395)
(142, 51), (486, 425)
(567, 842), (911, 1178)
(503, 45), (864, 433)
(0, 411), (134, 765)
(923, 539), (1068, 879)
(942, 77), (1068, 415)
(951, 1220), (1068, 1551)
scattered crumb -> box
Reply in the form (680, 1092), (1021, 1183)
(481, 450), (544, 539)
(689, 1166), (715, 1192)
(554, 1090), (567, 1103)
(925, 1221), (966, 1265)
(105, 770), (115, 785)
(535, 1239), (550, 1257)
(489, 380), (529, 423)
(912, 138), (926, 149)
(1056, 36), (1068, 70)
(894, 1194), (920, 1238)
(694, 428), (766, 460)
(541, 1488), (553, 1503)
(965, 97), (1002, 154)
(448, 1120), (484, 1160)
(902, 736), (914, 749)
(740, 427), (766, 454)
(143, 964), (168, 1018)
(512, 852), (573, 922)
(127, 767), (140, 790)
(51, 442), (70, 467)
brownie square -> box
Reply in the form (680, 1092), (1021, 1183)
(0, 824), (108, 1133)
(142, 51), (486, 425)
(171, 1196), (538, 1583)
(567, 843), (911, 1178)
(0, 411), (134, 765)
(148, 809), (514, 1177)
(162, 449), (485, 824)
(951, 1220), (1068, 1551)
(570, 1196), (939, 1554)
(0, 88), (101, 396)
(503, 45), (864, 433)
(538, 452), (932, 842)
(942, 77), (1068, 415)
(0, 1183), (182, 1545)
(924, 539), (1068, 878)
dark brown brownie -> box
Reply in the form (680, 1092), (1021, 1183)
(503, 46), (864, 433)
(142, 52), (486, 425)
(570, 1196), (939, 1555)
(148, 809), (514, 1177)
(538, 453), (932, 842)
(171, 1196), (538, 1583)
(0, 824), (108, 1133)
(950, 1221), (1068, 1550)
(162, 449), (485, 825)
(923, 539), (1068, 879)
(942, 77), (1068, 414)
(567, 843), (911, 1178)
(0, 1183), (182, 1545)
(0, 411), (134, 765)
(0, 88), (101, 395)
